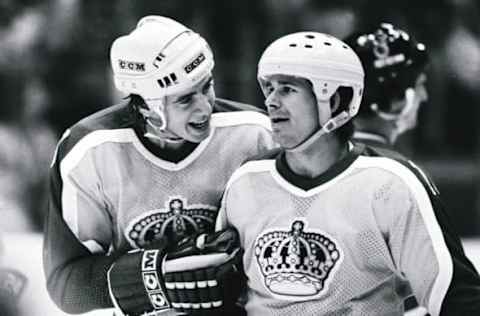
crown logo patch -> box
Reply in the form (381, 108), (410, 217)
(254, 219), (342, 299)
(125, 196), (217, 248)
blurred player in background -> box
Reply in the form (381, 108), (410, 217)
(346, 23), (430, 315)
(346, 22), (428, 148)
(43, 15), (274, 316)
(217, 31), (480, 315)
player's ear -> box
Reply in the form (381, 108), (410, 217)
(330, 91), (341, 113)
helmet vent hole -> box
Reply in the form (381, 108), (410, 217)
(170, 73), (177, 82)
(305, 34), (315, 39)
(324, 42), (332, 46)
(342, 45), (348, 49)
(289, 43), (297, 47)
(305, 44), (313, 48)
(157, 79), (165, 88)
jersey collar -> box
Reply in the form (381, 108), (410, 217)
(275, 143), (362, 191)
(132, 126), (215, 171)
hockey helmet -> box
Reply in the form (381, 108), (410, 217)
(110, 16), (214, 130)
(345, 23), (428, 118)
(258, 32), (364, 150)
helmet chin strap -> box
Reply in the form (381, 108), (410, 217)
(144, 127), (184, 144)
(138, 107), (185, 144)
(287, 111), (350, 153)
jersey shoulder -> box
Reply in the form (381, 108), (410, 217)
(225, 148), (281, 190)
(244, 148), (282, 163)
(69, 102), (135, 141)
(361, 143), (409, 162)
(213, 97), (266, 114)
(211, 110), (271, 131)
(53, 102), (136, 164)
(358, 145), (440, 196)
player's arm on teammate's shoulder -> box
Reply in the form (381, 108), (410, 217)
(43, 129), (122, 313)
(213, 97), (266, 114)
(384, 167), (480, 316)
(213, 97), (277, 154)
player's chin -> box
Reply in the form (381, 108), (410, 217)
(186, 122), (211, 142)
(273, 133), (296, 149)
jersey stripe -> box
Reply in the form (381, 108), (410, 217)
(83, 239), (106, 254)
(50, 129), (71, 168)
(356, 156), (453, 316)
(211, 111), (272, 131)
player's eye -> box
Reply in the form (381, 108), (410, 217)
(202, 79), (214, 94)
(264, 84), (274, 96)
(176, 95), (193, 105)
(280, 86), (296, 94)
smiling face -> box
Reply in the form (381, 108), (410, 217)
(161, 74), (215, 143)
(263, 74), (326, 149)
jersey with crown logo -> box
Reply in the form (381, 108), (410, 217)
(217, 144), (480, 316)
(43, 101), (275, 313)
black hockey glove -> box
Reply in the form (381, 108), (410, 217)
(108, 228), (245, 316)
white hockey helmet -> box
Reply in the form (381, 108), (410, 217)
(110, 15), (214, 130)
(258, 32), (364, 150)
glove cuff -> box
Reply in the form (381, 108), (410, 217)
(108, 248), (171, 316)
(140, 249), (170, 310)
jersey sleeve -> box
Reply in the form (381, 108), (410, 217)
(382, 163), (480, 316)
(215, 171), (236, 232)
(215, 198), (229, 232)
(214, 160), (252, 232)
(43, 129), (119, 313)
(255, 124), (276, 157)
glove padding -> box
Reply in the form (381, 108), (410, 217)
(108, 228), (244, 316)
(163, 228), (244, 315)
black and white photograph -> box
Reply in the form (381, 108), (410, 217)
(1, 1), (480, 315)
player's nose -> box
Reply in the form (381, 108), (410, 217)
(192, 93), (213, 115)
(265, 91), (281, 111)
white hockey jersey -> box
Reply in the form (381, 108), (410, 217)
(44, 101), (275, 313)
(217, 144), (480, 316)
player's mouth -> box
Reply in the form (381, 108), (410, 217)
(271, 117), (289, 125)
(189, 119), (210, 131)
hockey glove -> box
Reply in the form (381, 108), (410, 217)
(108, 228), (244, 316)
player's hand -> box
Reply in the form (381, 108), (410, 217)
(107, 228), (245, 316)
(163, 228), (245, 315)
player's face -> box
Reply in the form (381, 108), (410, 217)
(263, 75), (320, 149)
(164, 74), (215, 143)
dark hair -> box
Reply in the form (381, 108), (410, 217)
(332, 86), (354, 142)
(128, 94), (148, 111)
(127, 94), (149, 133)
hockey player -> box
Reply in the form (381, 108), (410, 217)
(346, 23), (429, 148)
(346, 23), (430, 316)
(43, 16), (274, 316)
(216, 31), (480, 315)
